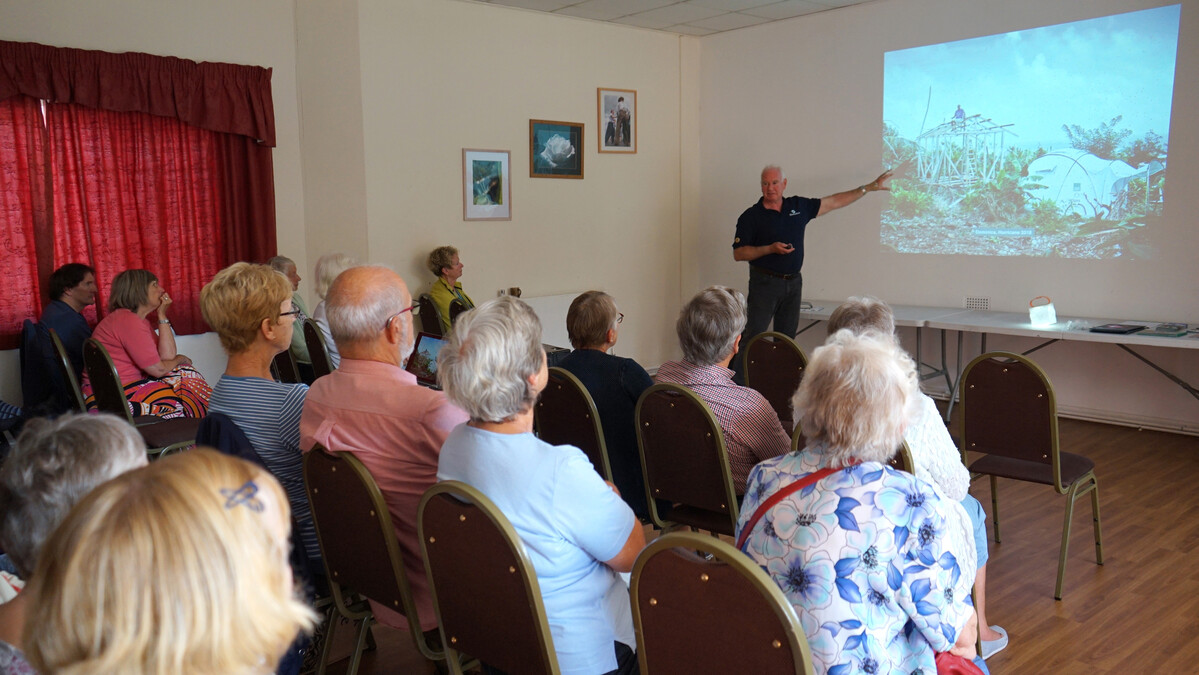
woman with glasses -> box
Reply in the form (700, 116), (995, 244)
(200, 262), (322, 574)
(81, 269), (212, 418)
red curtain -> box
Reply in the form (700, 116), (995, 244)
(0, 41), (277, 348)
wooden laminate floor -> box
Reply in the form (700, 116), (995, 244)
(324, 417), (1199, 674)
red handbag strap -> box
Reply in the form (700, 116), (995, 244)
(735, 466), (840, 551)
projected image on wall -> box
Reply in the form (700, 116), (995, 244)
(881, 5), (1179, 259)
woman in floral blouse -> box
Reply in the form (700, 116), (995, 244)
(735, 330), (984, 675)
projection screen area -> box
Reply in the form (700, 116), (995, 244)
(880, 5), (1180, 259)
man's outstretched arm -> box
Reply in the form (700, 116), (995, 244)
(816, 169), (893, 217)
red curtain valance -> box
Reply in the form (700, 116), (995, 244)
(0, 40), (275, 147)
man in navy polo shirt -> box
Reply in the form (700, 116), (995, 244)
(40, 263), (98, 377)
(731, 165), (891, 382)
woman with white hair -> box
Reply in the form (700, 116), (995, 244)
(24, 449), (316, 675)
(311, 253), (358, 368)
(735, 330), (984, 675)
(437, 296), (645, 675)
(0, 414), (148, 674)
(827, 296), (1006, 658)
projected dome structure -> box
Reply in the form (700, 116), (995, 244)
(915, 114), (1015, 189)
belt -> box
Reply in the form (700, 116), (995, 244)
(752, 266), (800, 281)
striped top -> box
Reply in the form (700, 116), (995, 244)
(654, 360), (791, 493)
(208, 375), (319, 564)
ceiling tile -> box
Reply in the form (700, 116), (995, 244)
(685, 0), (777, 11)
(565, 0), (677, 19)
(667, 23), (718, 35)
(489, 0), (578, 10)
(742, 0), (827, 20)
(614, 2), (724, 29)
(684, 11), (769, 30)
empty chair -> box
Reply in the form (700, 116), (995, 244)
(632, 531), (814, 675)
(635, 383), (739, 536)
(303, 446), (446, 675)
(419, 481), (559, 675)
(743, 331), (808, 430)
(417, 294), (443, 337)
(961, 351), (1103, 600)
(81, 338), (198, 458)
(303, 318), (334, 379)
(534, 367), (613, 482)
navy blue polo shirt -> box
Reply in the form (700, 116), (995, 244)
(40, 300), (92, 377)
(732, 195), (821, 275)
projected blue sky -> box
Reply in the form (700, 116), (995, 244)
(883, 5), (1180, 150)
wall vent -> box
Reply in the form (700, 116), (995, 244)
(964, 296), (990, 311)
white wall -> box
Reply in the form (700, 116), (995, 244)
(0, 0), (305, 405)
(695, 0), (1199, 431)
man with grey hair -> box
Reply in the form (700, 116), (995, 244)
(731, 164), (892, 383)
(654, 286), (790, 494)
(300, 266), (467, 643)
(267, 255), (312, 377)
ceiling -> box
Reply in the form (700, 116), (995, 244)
(461, 0), (876, 36)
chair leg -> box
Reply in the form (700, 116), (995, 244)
(344, 615), (373, 675)
(1055, 480), (1085, 601)
(316, 606), (339, 675)
(1090, 477), (1104, 566)
(989, 475), (1000, 544)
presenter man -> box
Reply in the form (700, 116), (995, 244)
(731, 165), (891, 382)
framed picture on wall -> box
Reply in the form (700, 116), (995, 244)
(597, 88), (636, 153)
(462, 149), (511, 221)
(530, 119), (584, 179)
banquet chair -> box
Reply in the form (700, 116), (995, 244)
(534, 367), (613, 482)
(271, 348), (302, 384)
(48, 329), (87, 413)
(418, 481), (559, 675)
(792, 424), (914, 476)
(303, 318), (334, 379)
(417, 294), (443, 337)
(303, 446), (446, 675)
(743, 331), (808, 430)
(631, 531), (814, 675)
(960, 351), (1103, 600)
(82, 338), (198, 459)
(19, 319), (57, 414)
(448, 298), (468, 326)
(635, 383), (739, 536)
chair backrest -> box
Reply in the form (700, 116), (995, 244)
(303, 446), (428, 631)
(631, 531), (814, 675)
(635, 383), (739, 533)
(448, 299), (467, 326)
(418, 481), (560, 675)
(302, 318), (333, 379)
(271, 348), (301, 384)
(48, 329), (87, 412)
(743, 332), (808, 431)
(417, 294), (443, 337)
(20, 320), (56, 412)
(534, 367), (613, 482)
(888, 439), (916, 474)
(196, 412), (267, 468)
(83, 339), (134, 423)
(961, 351), (1064, 491)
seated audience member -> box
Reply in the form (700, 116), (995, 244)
(736, 330), (985, 675)
(437, 296), (644, 675)
(82, 269), (211, 419)
(557, 291), (655, 518)
(39, 263), (98, 377)
(655, 286), (790, 494)
(426, 245), (474, 335)
(0, 414), (148, 674)
(268, 255), (312, 378)
(24, 449), (316, 675)
(300, 266), (468, 641)
(201, 262), (322, 573)
(827, 296), (1007, 658)
(310, 253), (359, 369)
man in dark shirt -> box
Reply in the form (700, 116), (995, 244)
(39, 263), (97, 377)
(730, 165), (891, 382)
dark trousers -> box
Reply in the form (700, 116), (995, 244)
(732, 266), (802, 385)
(482, 641), (638, 675)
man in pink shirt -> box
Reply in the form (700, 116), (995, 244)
(300, 265), (468, 645)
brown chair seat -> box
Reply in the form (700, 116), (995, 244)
(970, 451), (1095, 486)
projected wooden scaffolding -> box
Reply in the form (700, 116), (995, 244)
(915, 114), (1015, 188)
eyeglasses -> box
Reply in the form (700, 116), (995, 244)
(617, 313), (624, 324)
(383, 303), (420, 329)
(280, 310), (301, 318)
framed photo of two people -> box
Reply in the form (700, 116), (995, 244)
(597, 88), (636, 154)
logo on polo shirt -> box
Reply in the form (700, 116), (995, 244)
(789, 210), (802, 216)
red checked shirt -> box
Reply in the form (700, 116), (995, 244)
(654, 360), (791, 493)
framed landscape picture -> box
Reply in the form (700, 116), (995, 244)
(462, 149), (511, 221)
(597, 88), (636, 153)
(530, 119), (584, 179)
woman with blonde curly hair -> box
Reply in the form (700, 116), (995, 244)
(426, 245), (474, 335)
(24, 449), (316, 675)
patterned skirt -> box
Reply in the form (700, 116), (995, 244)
(84, 365), (212, 419)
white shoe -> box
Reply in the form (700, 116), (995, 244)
(981, 625), (1008, 660)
